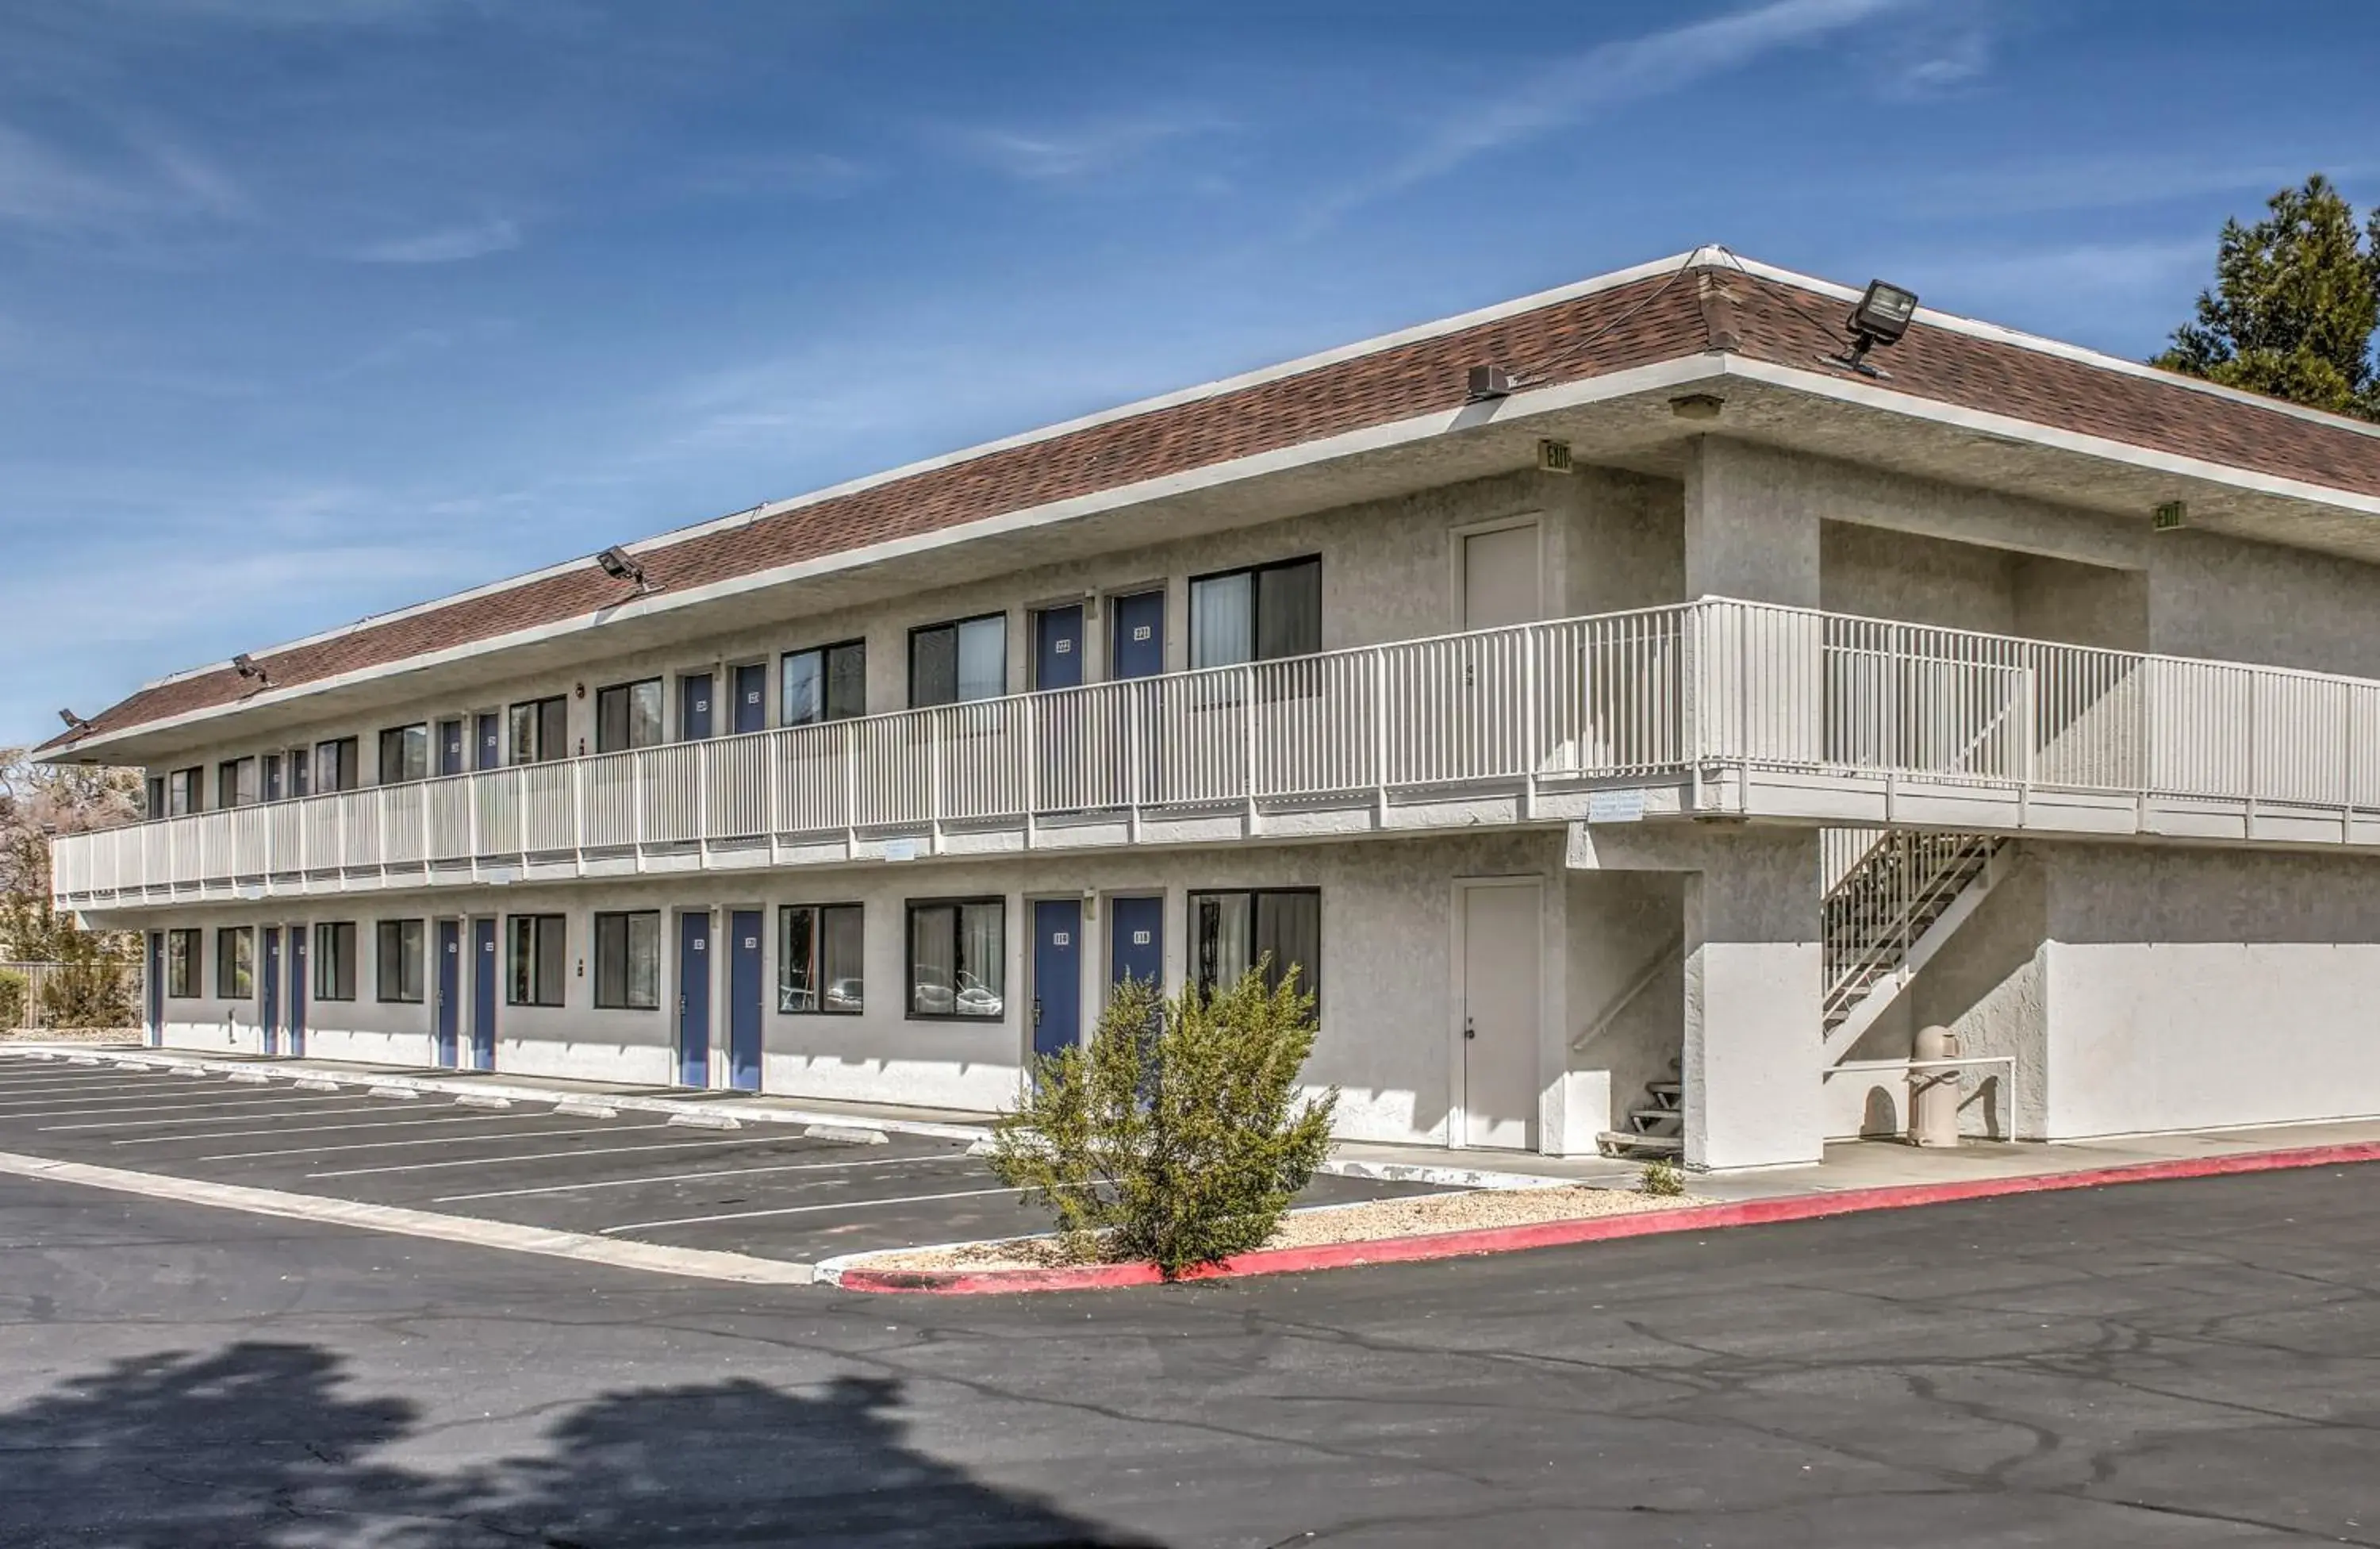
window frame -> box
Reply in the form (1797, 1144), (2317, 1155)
(593, 677), (665, 754)
(507, 695), (570, 766)
(164, 928), (200, 997)
(315, 736), (361, 794)
(216, 756), (257, 810)
(1188, 554), (1322, 668)
(904, 895), (1007, 1021)
(313, 921), (359, 1002)
(167, 767), (202, 817)
(908, 613), (1008, 709)
(591, 910), (662, 1011)
(780, 639), (868, 728)
(374, 918), (426, 1004)
(377, 723), (430, 786)
(506, 913), (567, 1008)
(778, 901), (865, 1015)
(1188, 886), (1322, 1013)
(213, 925), (253, 999)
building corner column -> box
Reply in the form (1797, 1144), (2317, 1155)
(1681, 827), (1824, 1170)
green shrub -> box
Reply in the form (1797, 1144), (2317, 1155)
(1639, 1157), (1686, 1197)
(0, 968), (24, 1030)
(988, 963), (1338, 1278)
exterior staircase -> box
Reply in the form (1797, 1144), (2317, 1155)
(1599, 1057), (1683, 1158)
(1597, 829), (2004, 1163)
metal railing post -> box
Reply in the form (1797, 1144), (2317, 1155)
(1372, 652), (1389, 824)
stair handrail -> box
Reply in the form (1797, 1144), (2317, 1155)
(1570, 932), (1684, 1053)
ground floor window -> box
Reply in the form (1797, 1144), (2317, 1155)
(1190, 888), (1322, 1008)
(213, 927), (251, 999)
(313, 922), (358, 1001)
(593, 911), (661, 1009)
(780, 903), (864, 1013)
(164, 929), (199, 997)
(508, 914), (566, 1007)
(906, 898), (1004, 1019)
(375, 919), (425, 1003)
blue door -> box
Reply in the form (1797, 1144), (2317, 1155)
(1035, 605), (1084, 690)
(287, 928), (308, 1058)
(732, 663), (767, 735)
(475, 713), (501, 771)
(436, 719), (466, 777)
(728, 909), (762, 1092)
(1111, 590), (1165, 678)
(1031, 899), (1081, 1059)
(677, 912), (712, 1088)
(260, 928), (282, 1055)
(435, 920), (461, 1067)
(1109, 896), (1163, 992)
(470, 917), (497, 1069)
(681, 673), (714, 741)
(146, 931), (164, 1047)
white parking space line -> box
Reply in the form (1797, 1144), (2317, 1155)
(0, 1079), (190, 1098)
(14, 1093), (400, 1121)
(0, 1089), (359, 1113)
(601, 1186), (1016, 1235)
(432, 1151), (969, 1203)
(308, 1130), (840, 1179)
(201, 1122), (669, 1162)
(110, 1112), (590, 1147)
(40, 1101), (434, 1133)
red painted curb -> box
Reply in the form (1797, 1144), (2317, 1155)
(825, 1138), (2380, 1295)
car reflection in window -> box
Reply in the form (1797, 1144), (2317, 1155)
(912, 965), (1002, 1018)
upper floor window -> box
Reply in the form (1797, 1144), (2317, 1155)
(1190, 555), (1321, 668)
(144, 775), (163, 821)
(1191, 887), (1322, 1013)
(216, 757), (257, 810)
(164, 928), (199, 997)
(287, 746), (311, 798)
(167, 767), (202, 817)
(594, 678), (664, 753)
(782, 640), (866, 728)
(378, 724), (429, 785)
(910, 615), (1006, 708)
(315, 736), (361, 794)
(262, 752), (284, 803)
(509, 695), (569, 765)
(215, 926), (253, 999)
(313, 921), (359, 1001)
(593, 910), (661, 1009)
(375, 919), (425, 1004)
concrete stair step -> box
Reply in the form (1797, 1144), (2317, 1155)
(1598, 1130), (1683, 1156)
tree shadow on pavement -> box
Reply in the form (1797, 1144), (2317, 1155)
(0, 1340), (1154, 1549)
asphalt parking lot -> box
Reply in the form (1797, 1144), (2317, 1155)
(0, 1051), (1440, 1264)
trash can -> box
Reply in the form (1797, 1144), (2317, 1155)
(1909, 1024), (1960, 1147)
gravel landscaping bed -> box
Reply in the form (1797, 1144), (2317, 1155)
(850, 1185), (1709, 1273)
(0, 1028), (140, 1045)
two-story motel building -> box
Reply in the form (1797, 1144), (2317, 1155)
(42, 248), (2380, 1170)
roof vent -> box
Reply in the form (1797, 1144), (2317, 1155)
(1467, 364), (1514, 401)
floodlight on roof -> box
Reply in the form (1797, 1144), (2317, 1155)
(58, 708), (87, 731)
(596, 545), (655, 594)
(1825, 279), (1919, 379)
(231, 652), (272, 686)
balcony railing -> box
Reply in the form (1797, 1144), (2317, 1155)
(51, 598), (2380, 907)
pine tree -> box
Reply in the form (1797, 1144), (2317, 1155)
(2154, 175), (2380, 421)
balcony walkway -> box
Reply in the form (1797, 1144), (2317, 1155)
(55, 598), (2380, 910)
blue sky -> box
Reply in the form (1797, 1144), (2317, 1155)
(6, 0), (2378, 749)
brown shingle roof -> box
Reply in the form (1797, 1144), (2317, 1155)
(44, 253), (2380, 755)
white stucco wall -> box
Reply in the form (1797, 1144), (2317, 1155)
(2037, 842), (2380, 1138)
(2148, 526), (2380, 678)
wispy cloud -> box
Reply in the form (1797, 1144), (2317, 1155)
(686, 148), (873, 201)
(1888, 25), (1994, 98)
(347, 214), (522, 264)
(1909, 154), (2380, 220)
(1305, 0), (1909, 229)
(0, 119), (248, 236)
(940, 112), (1229, 183)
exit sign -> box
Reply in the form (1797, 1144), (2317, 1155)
(2153, 500), (2188, 530)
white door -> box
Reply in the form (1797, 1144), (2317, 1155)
(1461, 882), (1541, 1149)
(1462, 524), (1541, 630)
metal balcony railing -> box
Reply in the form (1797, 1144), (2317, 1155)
(49, 597), (2380, 906)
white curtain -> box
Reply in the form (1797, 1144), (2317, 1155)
(1191, 573), (1253, 669)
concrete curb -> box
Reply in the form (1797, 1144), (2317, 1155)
(0, 1147), (816, 1286)
(817, 1138), (2380, 1295)
(4, 1047), (984, 1144)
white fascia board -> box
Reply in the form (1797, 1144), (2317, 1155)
(1718, 252), (2380, 446)
(55, 352), (1733, 757)
(1726, 355), (2380, 519)
(126, 248), (1718, 697)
